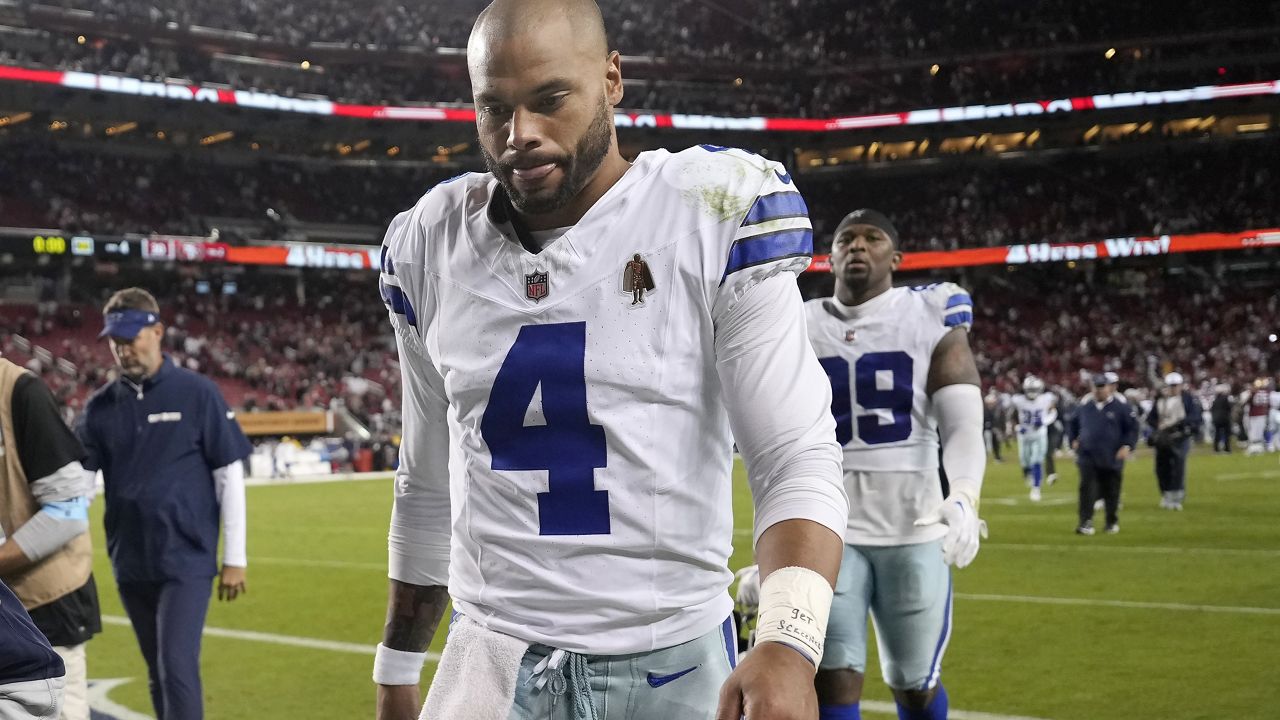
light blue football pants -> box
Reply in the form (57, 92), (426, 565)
(819, 539), (952, 691)
(505, 617), (737, 720)
(1018, 431), (1048, 471)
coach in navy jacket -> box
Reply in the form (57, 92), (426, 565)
(1068, 374), (1138, 534)
(76, 288), (251, 720)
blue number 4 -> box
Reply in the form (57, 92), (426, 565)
(819, 351), (914, 445)
(480, 322), (610, 535)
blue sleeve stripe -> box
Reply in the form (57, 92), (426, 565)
(379, 277), (418, 327)
(380, 245), (395, 276)
(723, 228), (813, 280)
(944, 311), (973, 327)
(742, 191), (809, 227)
(945, 293), (972, 309)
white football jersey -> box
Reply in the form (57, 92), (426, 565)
(1011, 393), (1057, 441)
(804, 283), (972, 545)
(380, 146), (846, 655)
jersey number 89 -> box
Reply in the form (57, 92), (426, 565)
(819, 351), (913, 446)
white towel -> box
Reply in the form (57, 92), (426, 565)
(421, 615), (530, 720)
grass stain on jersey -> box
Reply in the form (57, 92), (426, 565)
(681, 185), (754, 223)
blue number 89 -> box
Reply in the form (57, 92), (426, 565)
(818, 351), (914, 445)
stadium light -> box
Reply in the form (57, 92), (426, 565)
(1270, 334), (1277, 343)
(200, 131), (235, 146)
(77, 35), (86, 45)
(301, 60), (312, 70)
(1105, 48), (1116, 60)
(0, 112), (32, 127)
(930, 64), (940, 76)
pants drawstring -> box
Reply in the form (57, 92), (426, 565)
(527, 648), (599, 720)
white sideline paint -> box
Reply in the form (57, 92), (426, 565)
(983, 497), (1073, 507)
(253, 555), (385, 571)
(102, 615), (441, 659)
(87, 678), (154, 720)
(861, 700), (1054, 720)
(985, 542), (1280, 558)
(1215, 470), (1280, 481)
(956, 593), (1280, 616)
(88, 636), (1054, 720)
(245, 471), (391, 487)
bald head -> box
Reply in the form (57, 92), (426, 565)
(470, 0), (608, 66)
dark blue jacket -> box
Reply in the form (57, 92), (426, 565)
(1068, 396), (1139, 470)
(77, 357), (251, 582)
(0, 578), (64, 684)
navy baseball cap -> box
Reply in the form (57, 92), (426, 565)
(99, 309), (160, 339)
(834, 208), (900, 246)
(1091, 373), (1110, 387)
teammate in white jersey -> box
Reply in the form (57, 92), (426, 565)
(372, 2), (848, 719)
(1011, 376), (1058, 501)
(744, 209), (988, 720)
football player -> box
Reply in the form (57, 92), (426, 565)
(1011, 376), (1057, 501)
(742, 209), (989, 720)
(373, 1), (848, 718)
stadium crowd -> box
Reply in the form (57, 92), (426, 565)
(24, 0), (1275, 59)
(0, 272), (402, 435)
(3, 136), (1276, 252)
(3, 1), (1277, 115)
(803, 137), (1280, 251)
(3, 263), (1276, 435)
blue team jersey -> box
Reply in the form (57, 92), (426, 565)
(0, 578), (64, 684)
(78, 357), (251, 582)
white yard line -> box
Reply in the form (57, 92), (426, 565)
(102, 615), (440, 659)
(984, 497), (1074, 507)
(89, 634), (1053, 720)
(88, 678), (155, 720)
(1215, 470), (1280, 481)
(862, 700), (1054, 720)
(985, 542), (1280, 557)
(956, 593), (1280, 616)
(252, 555), (385, 571)
(245, 472), (391, 487)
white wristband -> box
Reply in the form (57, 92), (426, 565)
(373, 643), (428, 686)
(752, 566), (834, 666)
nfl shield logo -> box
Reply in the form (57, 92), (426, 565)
(844, 329), (857, 343)
(525, 270), (549, 302)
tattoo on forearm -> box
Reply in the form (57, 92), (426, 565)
(383, 580), (449, 652)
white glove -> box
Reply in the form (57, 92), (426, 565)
(734, 564), (760, 608)
(914, 495), (988, 568)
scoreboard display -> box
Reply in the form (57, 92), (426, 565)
(4, 231), (379, 270)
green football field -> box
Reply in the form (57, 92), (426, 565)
(84, 449), (1280, 719)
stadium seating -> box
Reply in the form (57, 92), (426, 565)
(3, 262), (1275, 424)
(3, 136), (1276, 252)
(0, 273), (402, 434)
(3, 1), (1276, 115)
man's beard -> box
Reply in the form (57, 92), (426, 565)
(482, 98), (614, 217)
